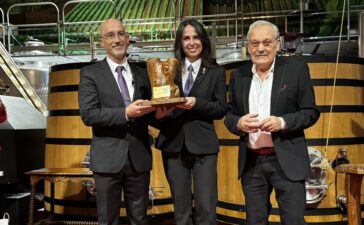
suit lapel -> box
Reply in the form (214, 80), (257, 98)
(100, 59), (125, 103)
(174, 70), (184, 97)
(270, 58), (286, 114)
(242, 68), (252, 114)
(129, 64), (140, 100)
(193, 66), (205, 85)
(243, 71), (253, 113)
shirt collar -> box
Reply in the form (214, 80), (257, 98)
(184, 58), (202, 73)
(106, 56), (130, 74)
(251, 58), (276, 79)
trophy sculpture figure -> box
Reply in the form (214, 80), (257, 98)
(143, 58), (186, 106)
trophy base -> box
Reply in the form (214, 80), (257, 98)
(141, 97), (187, 107)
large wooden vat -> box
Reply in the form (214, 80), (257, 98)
(216, 56), (364, 224)
(46, 62), (95, 218)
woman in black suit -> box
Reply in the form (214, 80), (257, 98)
(155, 19), (227, 225)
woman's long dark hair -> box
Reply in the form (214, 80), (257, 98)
(174, 19), (217, 71)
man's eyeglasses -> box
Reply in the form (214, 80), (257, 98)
(100, 31), (128, 40)
(248, 39), (277, 48)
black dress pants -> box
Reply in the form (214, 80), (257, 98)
(241, 153), (307, 225)
(162, 149), (217, 225)
(93, 157), (150, 225)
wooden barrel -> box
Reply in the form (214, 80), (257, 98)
(46, 62), (173, 219)
(46, 62), (95, 218)
(216, 56), (364, 224)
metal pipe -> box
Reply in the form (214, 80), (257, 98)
(171, 0), (177, 39)
(235, 0), (238, 48)
(0, 8), (3, 24)
(359, 11), (364, 58)
(285, 16), (288, 32)
(211, 22), (216, 59)
(226, 20), (229, 37)
(0, 8), (4, 47)
(0, 8), (6, 49)
(90, 32), (96, 61)
(241, 0), (245, 45)
(300, 0), (304, 34)
(347, 0), (350, 42)
(179, 0), (183, 21)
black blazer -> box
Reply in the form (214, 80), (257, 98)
(155, 65), (227, 154)
(224, 57), (320, 181)
(78, 59), (152, 173)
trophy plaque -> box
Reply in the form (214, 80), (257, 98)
(142, 58), (186, 106)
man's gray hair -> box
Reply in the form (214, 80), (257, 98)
(247, 20), (280, 41)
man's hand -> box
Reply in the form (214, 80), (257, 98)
(259, 116), (282, 132)
(237, 113), (260, 133)
(176, 97), (196, 110)
(126, 100), (155, 118)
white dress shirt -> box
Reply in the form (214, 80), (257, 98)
(247, 60), (276, 149)
(182, 58), (201, 88)
(106, 57), (134, 101)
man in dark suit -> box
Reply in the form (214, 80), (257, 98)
(78, 19), (155, 225)
(155, 19), (226, 225)
(224, 20), (320, 225)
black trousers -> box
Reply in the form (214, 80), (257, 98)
(93, 157), (150, 225)
(241, 153), (307, 225)
(162, 149), (217, 225)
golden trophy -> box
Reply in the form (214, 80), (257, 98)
(142, 58), (186, 106)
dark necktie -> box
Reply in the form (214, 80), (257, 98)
(116, 66), (131, 106)
(183, 65), (194, 96)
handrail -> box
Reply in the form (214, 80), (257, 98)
(0, 8), (4, 47)
(0, 41), (47, 115)
(62, 0), (116, 54)
(6, 2), (60, 54)
(124, 16), (176, 23)
(350, 4), (364, 9)
(0, 8), (3, 24)
(1, 1), (362, 57)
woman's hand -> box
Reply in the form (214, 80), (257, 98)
(176, 97), (196, 110)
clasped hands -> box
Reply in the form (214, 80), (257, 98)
(237, 113), (282, 133)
